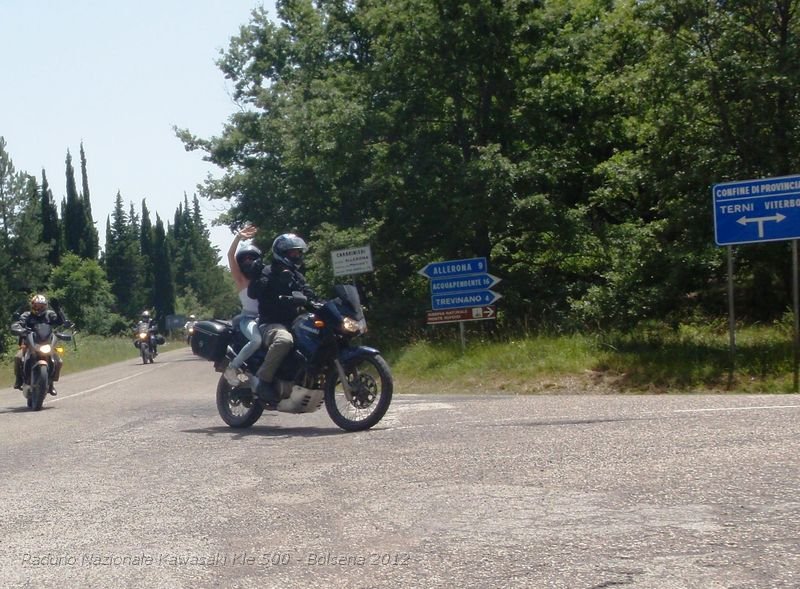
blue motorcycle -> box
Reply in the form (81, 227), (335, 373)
(192, 284), (393, 432)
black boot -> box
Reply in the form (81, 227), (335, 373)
(255, 381), (280, 408)
(13, 377), (22, 390)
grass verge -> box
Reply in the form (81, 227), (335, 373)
(2, 323), (797, 395)
(0, 336), (188, 388)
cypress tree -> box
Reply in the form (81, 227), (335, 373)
(10, 175), (49, 291)
(40, 169), (61, 266)
(151, 215), (176, 324)
(63, 150), (86, 256)
(79, 142), (99, 259)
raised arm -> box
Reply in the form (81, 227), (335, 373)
(228, 225), (258, 290)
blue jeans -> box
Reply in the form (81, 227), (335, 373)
(230, 315), (262, 369)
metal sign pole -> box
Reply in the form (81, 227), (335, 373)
(459, 321), (466, 353)
(727, 245), (736, 390)
(794, 240), (799, 392)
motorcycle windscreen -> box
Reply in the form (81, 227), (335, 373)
(333, 284), (364, 320)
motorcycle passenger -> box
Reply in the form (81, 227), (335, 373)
(223, 225), (263, 386)
(135, 310), (160, 356)
(247, 233), (316, 408)
(10, 294), (69, 394)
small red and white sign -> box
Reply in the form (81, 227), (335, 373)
(426, 305), (496, 325)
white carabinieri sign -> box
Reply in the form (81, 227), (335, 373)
(331, 245), (374, 277)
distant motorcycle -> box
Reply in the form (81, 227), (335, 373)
(133, 321), (157, 364)
(192, 284), (393, 432)
(13, 322), (75, 411)
(185, 322), (195, 345)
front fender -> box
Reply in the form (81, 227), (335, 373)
(338, 346), (381, 365)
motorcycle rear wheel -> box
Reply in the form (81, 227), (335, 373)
(324, 354), (393, 431)
(216, 376), (263, 428)
(31, 365), (48, 411)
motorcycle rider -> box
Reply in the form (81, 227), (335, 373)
(247, 233), (316, 408)
(223, 225), (263, 386)
(10, 294), (70, 394)
(184, 314), (197, 332)
(135, 310), (160, 356)
(184, 314), (197, 344)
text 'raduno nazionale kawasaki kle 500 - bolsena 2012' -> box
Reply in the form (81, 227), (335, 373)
(191, 284), (393, 432)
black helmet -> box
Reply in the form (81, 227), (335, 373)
(272, 233), (307, 269)
(235, 245), (262, 276)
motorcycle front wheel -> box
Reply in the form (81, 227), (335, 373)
(216, 376), (263, 428)
(324, 354), (393, 432)
(31, 364), (49, 411)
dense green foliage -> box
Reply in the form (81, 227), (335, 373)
(0, 139), (238, 357)
(3, 0), (800, 367)
(175, 0), (800, 335)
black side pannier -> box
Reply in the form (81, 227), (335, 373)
(190, 320), (232, 362)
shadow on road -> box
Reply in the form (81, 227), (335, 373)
(181, 425), (346, 439)
(0, 405), (55, 414)
(491, 415), (660, 428)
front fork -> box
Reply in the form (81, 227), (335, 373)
(334, 359), (354, 400)
(333, 346), (382, 402)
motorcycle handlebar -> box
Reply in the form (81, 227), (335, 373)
(278, 293), (324, 311)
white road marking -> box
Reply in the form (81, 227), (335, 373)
(674, 404), (800, 413)
(50, 363), (169, 403)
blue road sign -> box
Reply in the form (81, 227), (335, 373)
(430, 273), (501, 295)
(431, 290), (502, 310)
(713, 174), (800, 245)
(418, 257), (487, 279)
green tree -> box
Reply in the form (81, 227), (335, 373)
(104, 192), (146, 318)
(49, 252), (116, 331)
(63, 150), (86, 257)
(79, 142), (100, 259)
(40, 169), (61, 266)
(8, 174), (50, 292)
(151, 215), (176, 324)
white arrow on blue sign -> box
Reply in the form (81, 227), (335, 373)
(713, 174), (800, 245)
(418, 257), (487, 279)
(430, 273), (501, 295)
(431, 290), (502, 310)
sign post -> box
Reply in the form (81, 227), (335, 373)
(713, 174), (800, 391)
(418, 257), (501, 351)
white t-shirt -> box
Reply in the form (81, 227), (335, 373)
(239, 288), (258, 317)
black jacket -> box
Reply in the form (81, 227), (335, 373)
(247, 261), (316, 328)
(11, 309), (65, 336)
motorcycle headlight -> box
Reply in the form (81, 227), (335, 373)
(139, 332), (148, 339)
(340, 317), (367, 335)
(38, 344), (52, 354)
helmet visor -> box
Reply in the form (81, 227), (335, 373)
(286, 249), (304, 263)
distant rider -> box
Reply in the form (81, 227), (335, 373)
(135, 310), (160, 356)
(247, 233), (316, 408)
(10, 294), (69, 394)
(184, 314), (197, 332)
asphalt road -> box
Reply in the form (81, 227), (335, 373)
(1, 347), (799, 588)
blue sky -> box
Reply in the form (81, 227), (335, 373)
(0, 0), (277, 266)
